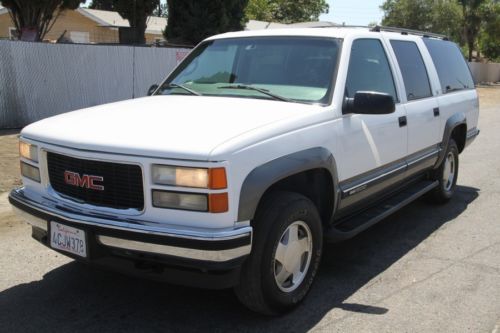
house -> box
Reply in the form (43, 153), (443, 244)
(0, 6), (166, 44)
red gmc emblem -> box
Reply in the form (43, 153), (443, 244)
(64, 171), (104, 191)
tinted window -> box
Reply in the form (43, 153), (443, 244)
(390, 40), (432, 101)
(345, 39), (397, 101)
(423, 39), (474, 93)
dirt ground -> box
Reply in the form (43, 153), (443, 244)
(0, 87), (499, 332)
(0, 130), (21, 193)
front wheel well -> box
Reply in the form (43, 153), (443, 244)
(255, 169), (335, 227)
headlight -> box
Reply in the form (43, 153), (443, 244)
(20, 161), (41, 182)
(152, 165), (227, 189)
(152, 190), (208, 211)
(19, 141), (38, 162)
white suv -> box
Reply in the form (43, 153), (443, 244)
(10, 26), (479, 314)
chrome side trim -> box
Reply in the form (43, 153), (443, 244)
(98, 236), (251, 262)
(341, 145), (440, 197)
(407, 149), (440, 167)
(12, 205), (48, 231)
(343, 164), (406, 195)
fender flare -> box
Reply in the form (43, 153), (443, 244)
(237, 147), (340, 222)
(434, 112), (467, 168)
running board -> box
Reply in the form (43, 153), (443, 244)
(325, 180), (439, 242)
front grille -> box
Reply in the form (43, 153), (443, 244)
(47, 152), (144, 210)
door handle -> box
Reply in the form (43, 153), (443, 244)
(399, 116), (407, 127)
(433, 107), (440, 117)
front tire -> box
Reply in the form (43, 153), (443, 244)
(234, 192), (323, 315)
(429, 138), (459, 203)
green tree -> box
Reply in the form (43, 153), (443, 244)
(165, 0), (249, 45)
(89, 0), (113, 10)
(381, 0), (499, 61)
(153, 3), (168, 18)
(89, 0), (160, 44)
(479, 0), (500, 60)
(381, 0), (462, 39)
(246, 0), (329, 23)
(1, 0), (84, 41)
(459, 0), (487, 61)
(113, 0), (159, 44)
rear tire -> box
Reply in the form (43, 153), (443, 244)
(428, 138), (459, 204)
(234, 192), (323, 315)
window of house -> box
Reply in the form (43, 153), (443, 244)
(8, 27), (19, 40)
(390, 40), (432, 101)
(69, 31), (90, 44)
(345, 39), (398, 102)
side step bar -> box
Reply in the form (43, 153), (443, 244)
(325, 180), (439, 242)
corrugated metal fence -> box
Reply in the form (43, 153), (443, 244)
(0, 40), (190, 129)
(468, 62), (500, 84)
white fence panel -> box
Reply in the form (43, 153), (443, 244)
(0, 41), (190, 129)
(468, 62), (500, 84)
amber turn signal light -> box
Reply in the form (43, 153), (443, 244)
(209, 193), (228, 213)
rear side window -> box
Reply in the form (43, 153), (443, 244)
(345, 39), (397, 102)
(423, 39), (474, 93)
(390, 40), (432, 101)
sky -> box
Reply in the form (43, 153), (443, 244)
(320, 0), (385, 26)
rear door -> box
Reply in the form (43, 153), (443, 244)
(387, 39), (441, 171)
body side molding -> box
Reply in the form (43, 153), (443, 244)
(237, 147), (339, 222)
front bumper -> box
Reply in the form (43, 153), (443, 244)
(9, 188), (252, 288)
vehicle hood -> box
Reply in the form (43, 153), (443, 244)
(22, 95), (323, 161)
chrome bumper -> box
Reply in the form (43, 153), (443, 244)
(9, 188), (252, 263)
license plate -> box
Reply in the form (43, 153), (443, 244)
(50, 222), (87, 258)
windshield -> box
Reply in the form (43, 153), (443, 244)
(157, 37), (341, 105)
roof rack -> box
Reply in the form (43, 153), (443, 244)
(370, 25), (449, 40)
(314, 23), (448, 40)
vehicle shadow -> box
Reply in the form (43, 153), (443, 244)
(0, 185), (479, 333)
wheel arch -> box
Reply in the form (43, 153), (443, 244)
(237, 147), (340, 226)
(435, 112), (467, 168)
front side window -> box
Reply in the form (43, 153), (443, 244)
(390, 40), (432, 101)
(345, 39), (397, 102)
(423, 39), (474, 93)
(158, 37), (341, 105)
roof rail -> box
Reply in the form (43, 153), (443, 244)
(370, 25), (448, 40)
(313, 23), (449, 40)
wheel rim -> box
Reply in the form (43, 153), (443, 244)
(442, 151), (456, 191)
(273, 221), (313, 293)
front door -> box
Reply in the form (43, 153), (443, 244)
(337, 38), (408, 210)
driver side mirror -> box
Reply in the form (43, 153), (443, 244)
(147, 84), (159, 96)
(343, 91), (395, 115)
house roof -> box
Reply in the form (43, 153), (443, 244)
(76, 8), (167, 35)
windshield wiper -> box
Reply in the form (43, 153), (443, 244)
(163, 83), (202, 96)
(218, 84), (294, 102)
